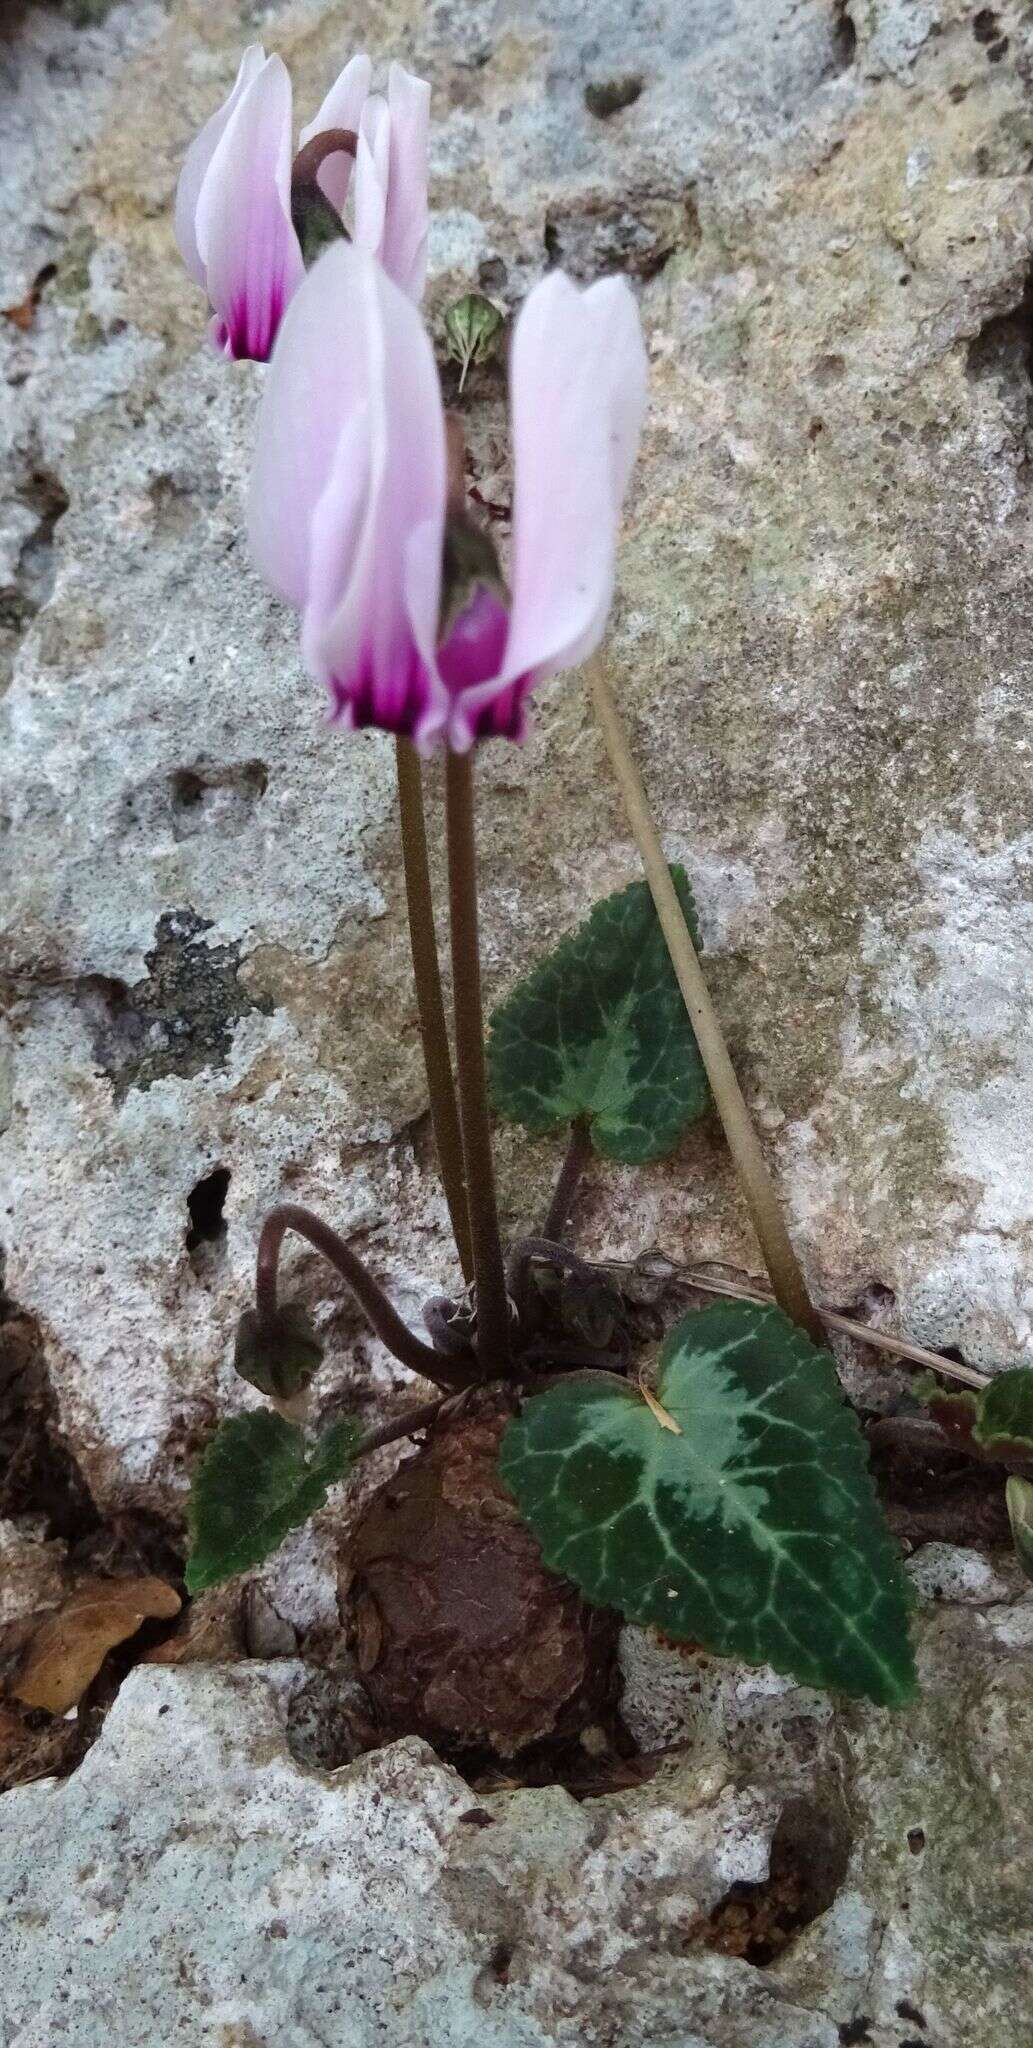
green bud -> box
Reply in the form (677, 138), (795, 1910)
(443, 293), (505, 389)
(290, 183), (348, 269)
(438, 509), (507, 642)
(234, 1305), (324, 1401)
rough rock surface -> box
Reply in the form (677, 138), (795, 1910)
(0, 0), (1031, 1547)
(2, 6), (1032, 2039)
(2, 1561), (1032, 2046)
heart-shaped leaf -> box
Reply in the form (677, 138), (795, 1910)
(186, 1410), (360, 1595)
(499, 1300), (916, 1704)
(487, 868), (710, 1163)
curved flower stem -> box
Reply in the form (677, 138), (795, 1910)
(254, 1203), (480, 1394)
(290, 127), (357, 189)
(444, 750), (511, 1371)
(395, 738), (474, 1283)
(543, 1117), (593, 1242)
(585, 653), (825, 1348)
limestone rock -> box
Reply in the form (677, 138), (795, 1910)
(2, 1600), (1033, 2045)
(1, 0), (1030, 1548)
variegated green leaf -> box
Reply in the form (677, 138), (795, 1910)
(487, 868), (710, 1163)
(499, 1301), (915, 1704)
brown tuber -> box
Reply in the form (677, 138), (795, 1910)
(340, 1391), (619, 1758)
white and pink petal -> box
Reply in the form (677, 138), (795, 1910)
(447, 272), (647, 745)
(175, 44), (266, 289)
(195, 53), (304, 361)
(251, 246), (448, 746)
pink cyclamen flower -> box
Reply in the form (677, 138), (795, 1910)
(247, 244), (647, 751)
(174, 48), (429, 360)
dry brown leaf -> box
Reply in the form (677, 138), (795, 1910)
(13, 1575), (181, 1713)
(2, 290), (37, 331)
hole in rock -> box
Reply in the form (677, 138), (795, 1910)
(185, 1167), (230, 1258)
(965, 269), (1033, 440)
(168, 758), (268, 840)
(584, 74), (643, 119)
(907, 1826), (926, 1854)
(477, 255), (507, 293)
(541, 190), (700, 284)
(689, 1793), (852, 1966)
(488, 1941), (514, 1983)
(831, 2), (857, 69)
(0, 1281), (98, 1541)
(17, 467), (70, 612)
(896, 2001), (927, 2028)
(838, 2024), (873, 2046)
(972, 8), (999, 42)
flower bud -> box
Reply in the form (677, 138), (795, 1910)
(234, 1305), (324, 1400)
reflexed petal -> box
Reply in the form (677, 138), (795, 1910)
(291, 249), (448, 746)
(175, 44), (266, 289)
(352, 93), (390, 260)
(195, 54), (304, 362)
(380, 64), (430, 302)
(351, 67), (429, 300)
(450, 272), (647, 745)
(298, 52), (372, 215)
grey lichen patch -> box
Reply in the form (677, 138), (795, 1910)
(86, 910), (272, 1102)
(243, 918), (429, 1134)
(49, 226), (97, 304)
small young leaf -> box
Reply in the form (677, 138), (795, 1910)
(487, 868), (710, 1163)
(1006, 1476), (1033, 1583)
(918, 1373), (979, 1448)
(443, 291), (504, 387)
(972, 1368), (1033, 1460)
(186, 1411), (360, 1595)
(498, 1301), (916, 1705)
(233, 1304), (324, 1400)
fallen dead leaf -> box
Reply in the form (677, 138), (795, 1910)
(2, 290), (37, 331)
(13, 1575), (181, 1713)
(2, 262), (55, 333)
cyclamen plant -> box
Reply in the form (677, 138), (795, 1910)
(179, 51), (920, 1718)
